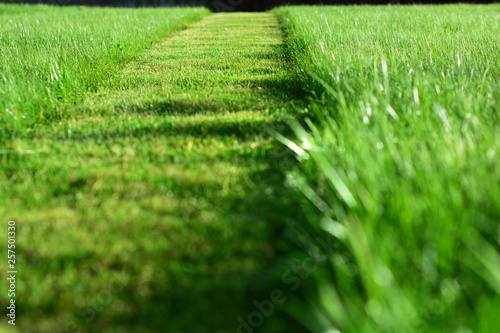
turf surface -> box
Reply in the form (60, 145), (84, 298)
(0, 11), (305, 333)
(274, 5), (500, 333)
(3, 4), (498, 333)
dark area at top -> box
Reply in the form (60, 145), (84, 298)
(0, 0), (495, 12)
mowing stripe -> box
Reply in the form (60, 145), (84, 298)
(5, 13), (304, 332)
(87, 12), (295, 115)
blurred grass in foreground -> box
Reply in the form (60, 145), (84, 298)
(274, 5), (500, 332)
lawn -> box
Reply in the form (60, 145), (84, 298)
(1, 3), (499, 333)
(0, 6), (306, 333)
(0, 4), (209, 138)
(274, 4), (500, 333)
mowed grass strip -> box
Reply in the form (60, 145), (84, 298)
(0, 12), (304, 333)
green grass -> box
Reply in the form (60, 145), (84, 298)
(3, 4), (500, 333)
(0, 8), (306, 333)
(273, 4), (500, 333)
(0, 4), (209, 139)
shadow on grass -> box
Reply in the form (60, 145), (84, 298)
(19, 23), (312, 333)
(74, 75), (307, 119)
(20, 85), (311, 333)
(23, 131), (308, 333)
(53, 112), (284, 142)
